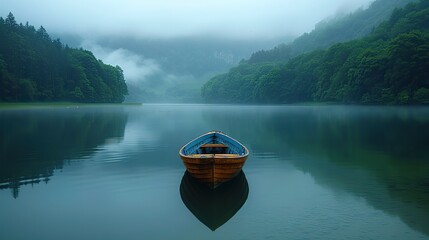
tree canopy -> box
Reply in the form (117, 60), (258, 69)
(202, 0), (429, 105)
(0, 13), (128, 103)
(245, 0), (416, 64)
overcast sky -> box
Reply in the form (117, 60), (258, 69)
(2, 0), (374, 40)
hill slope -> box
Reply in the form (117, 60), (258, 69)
(246, 0), (416, 64)
(0, 13), (128, 103)
(202, 0), (429, 105)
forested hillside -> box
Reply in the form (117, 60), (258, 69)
(0, 13), (128, 103)
(246, 0), (416, 64)
(202, 0), (429, 105)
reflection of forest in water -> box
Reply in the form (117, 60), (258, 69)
(203, 106), (429, 237)
(0, 106), (128, 198)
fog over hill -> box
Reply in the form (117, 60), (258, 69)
(76, 36), (292, 102)
(1, 0), (374, 102)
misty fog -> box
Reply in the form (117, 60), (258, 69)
(1, 0), (374, 102)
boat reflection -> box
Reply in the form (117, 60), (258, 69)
(180, 170), (249, 231)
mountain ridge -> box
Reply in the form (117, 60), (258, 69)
(202, 0), (429, 105)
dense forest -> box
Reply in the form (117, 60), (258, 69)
(0, 13), (128, 103)
(202, 0), (429, 105)
(246, 0), (415, 64)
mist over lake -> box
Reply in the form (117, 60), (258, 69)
(1, 0), (429, 239)
(1, 104), (429, 240)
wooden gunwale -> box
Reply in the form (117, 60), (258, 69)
(179, 131), (249, 188)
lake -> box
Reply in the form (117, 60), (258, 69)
(1, 104), (429, 240)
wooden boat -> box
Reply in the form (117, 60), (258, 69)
(179, 131), (249, 188)
(180, 170), (249, 231)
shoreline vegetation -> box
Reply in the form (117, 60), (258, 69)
(0, 102), (142, 109)
(2, 102), (428, 110)
(1, 1), (428, 106)
(202, 0), (429, 105)
(0, 13), (128, 103)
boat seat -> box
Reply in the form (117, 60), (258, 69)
(188, 154), (214, 158)
(187, 154), (240, 158)
(214, 154), (240, 158)
(200, 143), (228, 148)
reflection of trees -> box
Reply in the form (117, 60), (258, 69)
(275, 108), (429, 236)
(0, 107), (128, 198)
(204, 106), (429, 236)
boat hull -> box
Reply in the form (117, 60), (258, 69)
(179, 131), (249, 188)
(180, 155), (247, 188)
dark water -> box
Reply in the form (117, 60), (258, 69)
(1, 104), (429, 240)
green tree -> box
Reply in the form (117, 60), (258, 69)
(0, 13), (128, 103)
(202, 0), (429, 105)
(5, 12), (17, 28)
(413, 88), (429, 104)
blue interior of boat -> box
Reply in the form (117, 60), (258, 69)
(182, 132), (247, 156)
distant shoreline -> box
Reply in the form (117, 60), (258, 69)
(0, 102), (143, 109)
(1, 102), (428, 109)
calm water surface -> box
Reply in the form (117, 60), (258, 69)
(1, 104), (429, 240)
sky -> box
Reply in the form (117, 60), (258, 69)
(1, 0), (374, 40)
